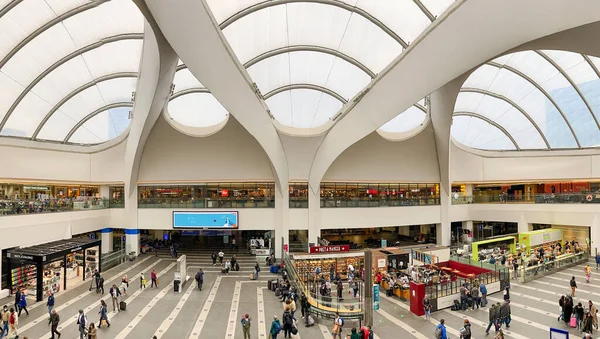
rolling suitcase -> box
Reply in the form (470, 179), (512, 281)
(251, 272), (256, 280)
(570, 315), (577, 328)
(120, 301), (127, 311)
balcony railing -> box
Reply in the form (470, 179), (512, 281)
(137, 197), (275, 208)
(0, 197), (121, 216)
(452, 193), (600, 205)
(321, 197), (440, 208)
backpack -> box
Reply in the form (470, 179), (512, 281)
(195, 272), (201, 281)
(241, 318), (250, 329)
(434, 325), (443, 339)
(274, 321), (281, 333)
(283, 312), (293, 326)
(337, 317), (344, 326)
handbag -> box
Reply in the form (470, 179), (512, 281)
(101, 319), (108, 327)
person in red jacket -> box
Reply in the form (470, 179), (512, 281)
(375, 272), (382, 284)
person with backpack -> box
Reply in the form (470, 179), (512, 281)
(434, 319), (447, 339)
(282, 310), (294, 339)
(332, 312), (344, 339)
(423, 295), (431, 321)
(485, 304), (499, 335)
(460, 319), (471, 339)
(570, 276), (578, 297)
(195, 269), (204, 290)
(270, 315), (282, 339)
(480, 282), (488, 307)
(241, 314), (251, 339)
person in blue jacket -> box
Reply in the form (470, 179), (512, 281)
(434, 319), (447, 339)
(18, 289), (29, 316)
(46, 291), (55, 315)
(480, 282), (488, 307)
(595, 253), (600, 270)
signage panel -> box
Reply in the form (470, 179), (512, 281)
(373, 284), (380, 311)
(173, 211), (239, 229)
(309, 245), (350, 253)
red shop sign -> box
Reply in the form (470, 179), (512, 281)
(309, 245), (350, 253)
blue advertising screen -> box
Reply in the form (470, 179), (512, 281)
(173, 211), (239, 229)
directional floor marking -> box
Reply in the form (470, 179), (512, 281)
(153, 279), (198, 338)
(188, 276), (223, 339)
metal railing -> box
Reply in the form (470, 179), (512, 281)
(100, 248), (127, 271)
(519, 252), (588, 283)
(450, 254), (502, 271)
(425, 268), (508, 301)
(138, 197), (274, 208)
(321, 197), (440, 208)
(0, 197), (121, 216)
(289, 199), (308, 208)
(452, 193), (600, 205)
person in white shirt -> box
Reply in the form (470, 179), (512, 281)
(225, 260), (231, 273)
(250, 238), (257, 247)
(259, 238), (265, 248)
(218, 251), (224, 264)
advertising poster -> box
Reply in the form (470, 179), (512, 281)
(173, 211), (238, 228)
(373, 284), (380, 311)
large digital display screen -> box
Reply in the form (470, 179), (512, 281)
(173, 211), (238, 229)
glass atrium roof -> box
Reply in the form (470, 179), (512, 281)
(0, 0), (143, 145)
(205, 0), (454, 130)
(452, 50), (600, 151)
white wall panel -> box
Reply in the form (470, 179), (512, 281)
(90, 141), (126, 182)
(138, 117), (274, 182)
(278, 133), (324, 181)
(324, 124), (439, 182)
(320, 206), (442, 229)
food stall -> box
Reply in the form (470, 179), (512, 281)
(471, 236), (516, 262)
(518, 229), (563, 255)
(292, 251), (364, 282)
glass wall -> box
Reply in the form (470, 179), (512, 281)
(138, 183), (275, 208)
(320, 182), (440, 207)
(109, 186), (125, 208)
(0, 183), (99, 200)
(289, 182), (308, 208)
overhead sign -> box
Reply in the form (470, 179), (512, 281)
(7, 253), (34, 260)
(309, 245), (350, 253)
(173, 211), (238, 229)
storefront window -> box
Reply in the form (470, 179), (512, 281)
(137, 183), (276, 208)
(319, 182), (440, 207)
(289, 183), (308, 208)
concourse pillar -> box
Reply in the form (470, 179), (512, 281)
(101, 228), (114, 254)
(307, 185), (320, 247)
(125, 229), (140, 255)
(518, 215), (529, 233)
(274, 183), (290, 259)
(462, 221), (473, 243)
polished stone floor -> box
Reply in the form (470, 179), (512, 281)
(2, 249), (596, 339)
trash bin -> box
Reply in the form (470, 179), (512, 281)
(174, 279), (181, 292)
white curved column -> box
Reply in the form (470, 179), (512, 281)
(142, 0), (289, 194)
(122, 11), (179, 254)
(308, 0), (600, 190)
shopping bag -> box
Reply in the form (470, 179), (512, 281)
(101, 319), (108, 327)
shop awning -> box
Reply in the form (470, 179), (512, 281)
(7, 238), (101, 263)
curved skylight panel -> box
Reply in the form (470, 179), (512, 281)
(0, 0), (87, 60)
(35, 77), (137, 141)
(419, 0), (455, 17)
(168, 93), (229, 128)
(266, 89), (344, 128)
(454, 92), (546, 149)
(247, 51), (371, 100)
(67, 107), (131, 144)
(173, 67), (204, 91)
(379, 105), (427, 133)
(223, 3), (400, 73)
(452, 116), (516, 151)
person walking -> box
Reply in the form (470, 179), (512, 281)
(460, 319), (471, 339)
(8, 308), (17, 338)
(88, 323), (97, 339)
(48, 309), (61, 339)
(269, 316), (282, 339)
(13, 288), (21, 314)
(18, 289), (28, 316)
(596, 253), (600, 270)
(254, 262), (260, 279)
(336, 279), (343, 301)
(332, 312), (344, 339)
(46, 291), (55, 315)
(500, 300), (511, 328)
(352, 279), (359, 298)
(571, 276), (578, 296)
(575, 302), (585, 330)
(98, 300), (110, 328)
(241, 314), (251, 339)
(434, 319), (447, 339)
(218, 250), (224, 264)
(586, 265), (592, 283)
(480, 282), (488, 307)
(589, 300), (598, 330)
(211, 251), (217, 266)
(300, 293), (310, 323)
(151, 269), (158, 288)
(502, 285), (510, 301)
(97, 276), (104, 294)
(195, 269), (204, 290)
(77, 309), (87, 339)
(109, 284), (121, 312)
(140, 273), (147, 289)
(423, 295), (431, 321)
(1, 305), (9, 337)
(485, 304), (499, 335)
